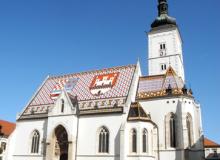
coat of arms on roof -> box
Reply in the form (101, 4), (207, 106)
(89, 73), (119, 96)
(50, 78), (79, 100)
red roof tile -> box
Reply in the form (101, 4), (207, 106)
(204, 137), (220, 148)
(0, 120), (15, 137)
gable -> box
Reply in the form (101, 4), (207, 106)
(49, 91), (77, 116)
(137, 67), (186, 99)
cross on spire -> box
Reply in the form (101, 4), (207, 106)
(158, 0), (169, 16)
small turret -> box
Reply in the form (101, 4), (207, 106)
(182, 85), (188, 95)
(166, 84), (172, 95)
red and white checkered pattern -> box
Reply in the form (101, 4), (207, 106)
(28, 65), (136, 107)
(53, 79), (68, 90)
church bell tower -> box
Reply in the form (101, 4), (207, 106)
(148, 0), (185, 81)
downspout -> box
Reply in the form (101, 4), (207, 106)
(75, 99), (80, 160)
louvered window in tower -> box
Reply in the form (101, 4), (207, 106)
(159, 43), (166, 56)
(161, 64), (167, 71)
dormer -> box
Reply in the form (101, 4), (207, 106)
(48, 90), (78, 116)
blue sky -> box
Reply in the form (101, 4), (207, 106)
(0, 0), (219, 143)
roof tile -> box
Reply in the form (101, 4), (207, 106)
(21, 65), (136, 116)
(0, 120), (15, 137)
(204, 137), (220, 148)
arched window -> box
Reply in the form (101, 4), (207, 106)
(1, 142), (6, 151)
(165, 113), (177, 148)
(143, 129), (148, 153)
(61, 99), (64, 113)
(170, 114), (176, 148)
(131, 129), (137, 153)
(31, 130), (40, 153)
(98, 127), (109, 153)
(186, 114), (193, 147)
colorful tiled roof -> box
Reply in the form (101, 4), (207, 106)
(137, 67), (188, 99)
(204, 137), (220, 148)
(0, 120), (15, 137)
(21, 65), (136, 116)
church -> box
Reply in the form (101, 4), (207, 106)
(6, 0), (204, 160)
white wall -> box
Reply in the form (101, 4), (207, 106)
(205, 147), (220, 158)
(139, 96), (203, 160)
(8, 119), (47, 160)
(148, 27), (185, 81)
(125, 122), (156, 160)
(76, 114), (122, 160)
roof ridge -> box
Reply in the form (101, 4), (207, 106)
(139, 74), (165, 79)
(17, 76), (50, 120)
(49, 64), (136, 79)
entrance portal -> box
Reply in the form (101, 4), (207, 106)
(54, 125), (68, 160)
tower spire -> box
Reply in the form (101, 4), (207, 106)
(151, 0), (176, 28)
(158, 0), (169, 16)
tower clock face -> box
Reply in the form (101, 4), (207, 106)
(160, 50), (166, 56)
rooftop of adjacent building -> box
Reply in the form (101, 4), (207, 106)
(204, 137), (220, 148)
(0, 120), (15, 138)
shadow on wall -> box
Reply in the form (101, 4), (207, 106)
(174, 100), (185, 160)
(174, 100), (205, 160)
(114, 129), (120, 160)
(43, 120), (48, 160)
(184, 135), (205, 160)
